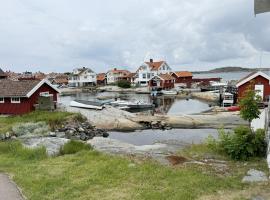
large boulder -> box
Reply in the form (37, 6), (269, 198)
(242, 169), (268, 183)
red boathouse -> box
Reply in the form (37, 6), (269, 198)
(236, 71), (270, 102)
(149, 74), (175, 89)
(0, 79), (60, 115)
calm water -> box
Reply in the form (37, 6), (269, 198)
(60, 92), (211, 115)
(109, 129), (219, 146)
(193, 70), (270, 82)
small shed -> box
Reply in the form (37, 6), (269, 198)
(171, 71), (193, 88)
(236, 71), (270, 102)
(149, 74), (175, 90)
(0, 79), (60, 115)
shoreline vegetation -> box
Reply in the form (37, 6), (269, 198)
(0, 139), (269, 200)
(0, 110), (269, 199)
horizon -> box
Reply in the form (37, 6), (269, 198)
(0, 0), (270, 73)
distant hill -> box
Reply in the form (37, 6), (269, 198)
(193, 67), (270, 74)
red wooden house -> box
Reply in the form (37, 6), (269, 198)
(0, 79), (60, 115)
(236, 71), (270, 102)
(149, 74), (175, 89)
(171, 71), (193, 88)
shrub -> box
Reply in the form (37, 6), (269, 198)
(117, 80), (131, 88)
(59, 140), (92, 155)
(207, 126), (267, 160)
(12, 122), (50, 137)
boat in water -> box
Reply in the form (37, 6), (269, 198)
(161, 90), (178, 95)
(70, 99), (105, 110)
(110, 100), (154, 109)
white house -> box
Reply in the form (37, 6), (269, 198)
(106, 68), (131, 84)
(135, 59), (172, 86)
(68, 67), (97, 87)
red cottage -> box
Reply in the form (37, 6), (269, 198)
(236, 71), (270, 102)
(149, 74), (175, 90)
(171, 71), (193, 88)
(0, 79), (60, 115)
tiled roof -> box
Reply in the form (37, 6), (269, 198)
(0, 79), (41, 97)
(97, 73), (106, 81)
(145, 61), (165, 71)
(173, 71), (193, 77)
(158, 74), (175, 81)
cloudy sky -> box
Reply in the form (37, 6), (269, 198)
(0, 0), (270, 73)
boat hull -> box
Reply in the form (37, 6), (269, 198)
(70, 100), (104, 110)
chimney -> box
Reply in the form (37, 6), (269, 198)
(150, 59), (153, 63)
(114, 68), (117, 71)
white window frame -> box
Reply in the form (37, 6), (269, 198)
(11, 97), (21, 103)
(40, 91), (51, 97)
(0, 97), (4, 103)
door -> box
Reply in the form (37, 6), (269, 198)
(255, 84), (264, 99)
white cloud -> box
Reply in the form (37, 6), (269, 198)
(0, 0), (269, 73)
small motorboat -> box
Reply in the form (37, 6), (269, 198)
(161, 90), (178, 95)
(70, 99), (105, 110)
(226, 106), (240, 112)
(110, 100), (154, 109)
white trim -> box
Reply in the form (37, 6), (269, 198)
(11, 97), (21, 103)
(236, 71), (270, 87)
(0, 97), (4, 103)
(26, 79), (60, 98)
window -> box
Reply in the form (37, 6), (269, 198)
(147, 73), (151, 79)
(0, 97), (4, 103)
(40, 92), (50, 97)
(142, 74), (146, 79)
(11, 97), (20, 103)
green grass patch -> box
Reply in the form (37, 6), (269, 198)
(0, 111), (76, 133)
(0, 140), (269, 200)
(59, 140), (92, 155)
(0, 140), (47, 161)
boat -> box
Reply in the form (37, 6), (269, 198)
(226, 106), (240, 112)
(110, 100), (154, 109)
(161, 90), (178, 95)
(70, 99), (105, 110)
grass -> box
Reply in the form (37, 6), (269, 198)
(59, 140), (92, 155)
(0, 141), (269, 200)
(0, 111), (76, 133)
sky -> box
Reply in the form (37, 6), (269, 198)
(0, 0), (270, 73)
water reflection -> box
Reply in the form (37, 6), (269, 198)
(60, 92), (211, 115)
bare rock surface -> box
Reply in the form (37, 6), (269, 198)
(21, 137), (70, 156)
(242, 169), (268, 183)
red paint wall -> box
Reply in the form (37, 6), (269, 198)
(238, 75), (270, 102)
(0, 83), (58, 115)
(149, 79), (174, 89)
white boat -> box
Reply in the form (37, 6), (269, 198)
(70, 99), (105, 110)
(110, 100), (154, 109)
(161, 90), (178, 95)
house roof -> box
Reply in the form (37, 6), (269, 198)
(108, 69), (131, 77)
(145, 61), (165, 71)
(97, 73), (106, 81)
(151, 74), (175, 81)
(52, 76), (69, 84)
(0, 79), (60, 97)
(0, 68), (7, 77)
(173, 71), (193, 77)
(236, 71), (270, 87)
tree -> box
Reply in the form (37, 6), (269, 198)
(239, 86), (261, 129)
(117, 79), (131, 88)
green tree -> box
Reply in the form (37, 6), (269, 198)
(239, 86), (261, 129)
(117, 79), (131, 88)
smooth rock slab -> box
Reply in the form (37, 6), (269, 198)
(21, 137), (70, 156)
(0, 173), (24, 200)
(242, 169), (268, 183)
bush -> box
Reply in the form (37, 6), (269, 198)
(207, 126), (267, 160)
(117, 80), (131, 88)
(59, 140), (92, 155)
(12, 122), (50, 137)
